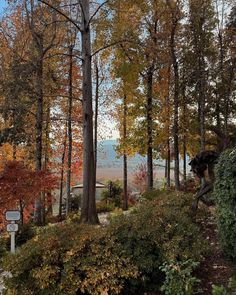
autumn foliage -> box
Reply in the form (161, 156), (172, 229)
(0, 161), (57, 226)
(132, 163), (148, 193)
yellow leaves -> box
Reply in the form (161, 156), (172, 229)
(66, 249), (74, 257)
(0, 143), (32, 171)
(100, 288), (109, 295)
(33, 235), (39, 242)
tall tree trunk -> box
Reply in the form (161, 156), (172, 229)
(34, 53), (44, 224)
(80, 0), (98, 224)
(167, 139), (171, 188)
(25, 0), (56, 224)
(170, 17), (180, 190)
(216, 5), (223, 144)
(183, 137), (187, 186)
(19, 199), (24, 226)
(59, 125), (67, 221)
(146, 66), (154, 191)
(182, 84), (187, 189)
(44, 106), (50, 170)
(123, 95), (128, 210)
(45, 106), (52, 214)
(66, 45), (73, 215)
(94, 61), (99, 185)
(166, 66), (171, 188)
(223, 61), (235, 144)
(215, 91), (221, 151)
(199, 72), (206, 152)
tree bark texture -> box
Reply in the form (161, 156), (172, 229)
(170, 16), (180, 190)
(94, 61), (99, 184)
(123, 95), (128, 210)
(146, 66), (154, 191)
(59, 125), (67, 221)
(34, 52), (44, 224)
(80, 0), (98, 224)
(166, 66), (171, 188)
(66, 45), (73, 215)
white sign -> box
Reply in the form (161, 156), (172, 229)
(7, 223), (19, 232)
(5, 211), (21, 221)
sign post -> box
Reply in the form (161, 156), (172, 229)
(10, 232), (15, 254)
(5, 210), (20, 254)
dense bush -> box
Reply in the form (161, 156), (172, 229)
(160, 259), (200, 295)
(70, 194), (81, 212)
(3, 224), (137, 295)
(101, 180), (123, 207)
(0, 235), (7, 263)
(3, 192), (208, 294)
(0, 223), (35, 263)
(212, 277), (236, 295)
(96, 200), (115, 213)
(108, 192), (208, 293)
(214, 148), (236, 261)
(16, 223), (36, 247)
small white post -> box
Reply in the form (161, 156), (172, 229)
(5, 210), (20, 254)
(10, 231), (15, 254)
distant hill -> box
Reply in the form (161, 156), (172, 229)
(97, 140), (168, 170)
(96, 140), (191, 181)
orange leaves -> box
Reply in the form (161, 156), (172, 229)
(0, 161), (57, 225)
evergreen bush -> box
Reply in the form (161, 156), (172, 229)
(160, 259), (200, 295)
(214, 148), (236, 261)
(16, 223), (36, 247)
(0, 236), (7, 263)
(108, 192), (208, 293)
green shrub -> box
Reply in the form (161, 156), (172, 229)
(142, 188), (164, 200)
(101, 180), (123, 207)
(45, 213), (61, 224)
(70, 194), (81, 212)
(214, 148), (236, 261)
(160, 259), (200, 295)
(65, 212), (81, 224)
(16, 223), (36, 247)
(212, 277), (236, 295)
(0, 235), (7, 263)
(96, 200), (115, 213)
(3, 224), (137, 295)
(108, 192), (208, 293)
(212, 285), (227, 295)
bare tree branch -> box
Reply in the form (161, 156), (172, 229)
(89, 0), (110, 25)
(44, 52), (83, 62)
(44, 94), (82, 102)
(39, 0), (82, 32)
(92, 39), (132, 57)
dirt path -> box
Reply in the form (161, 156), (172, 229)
(196, 209), (235, 294)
